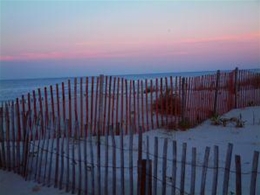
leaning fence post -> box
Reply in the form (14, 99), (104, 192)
(235, 155), (242, 195)
(213, 70), (220, 116)
(222, 143), (233, 195)
(250, 151), (259, 195)
(181, 77), (186, 123)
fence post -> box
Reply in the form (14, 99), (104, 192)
(181, 77), (186, 123)
(213, 70), (220, 116)
(137, 126), (143, 195)
(97, 74), (104, 195)
(250, 151), (259, 195)
(222, 143), (233, 195)
(234, 67), (239, 108)
(235, 155), (242, 195)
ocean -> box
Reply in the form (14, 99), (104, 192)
(0, 69), (258, 103)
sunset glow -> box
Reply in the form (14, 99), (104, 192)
(0, 1), (259, 79)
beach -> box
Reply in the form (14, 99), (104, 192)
(0, 106), (259, 195)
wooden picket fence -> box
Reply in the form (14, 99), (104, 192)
(0, 68), (260, 194)
(0, 116), (259, 195)
(1, 68), (260, 142)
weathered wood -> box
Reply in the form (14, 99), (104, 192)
(83, 121), (88, 195)
(62, 82), (66, 129)
(104, 125), (110, 195)
(212, 145), (219, 195)
(89, 126), (95, 195)
(85, 78), (89, 136)
(106, 76), (112, 133)
(65, 119), (70, 192)
(68, 79), (72, 137)
(54, 84), (60, 188)
(59, 119), (66, 190)
(125, 79), (128, 134)
(90, 77), (94, 132)
(41, 119), (49, 184)
(190, 147), (196, 195)
(77, 122), (82, 195)
(160, 78), (164, 126)
(181, 77), (186, 122)
(110, 123), (117, 195)
(71, 123), (76, 194)
(137, 80), (140, 128)
(0, 106), (4, 169)
(121, 78), (124, 134)
(47, 120), (55, 188)
(11, 102), (16, 172)
(116, 78), (120, 126)
(44, 87), (49, 126)
(120, 124), (125, 195)
(33, 90), (37, 123)
(80, 77), (83, 136)
(214, 70), (220, 115)
(129, 124), (134, 195)
(38, 88), (44, 136)
(150, 79), (154, 130)
(155, 78), (159, 128)
(132, 80), (137, 133)
(171, 140), (177, 195)
(235, 155), (242, 195)
(141, 81), (145, 131)
(153, 137), (158, 195)
(111, 77), (116, 129)
(146, 137), (152, 195)
(222, 143), (233, 195)
(145, 79), (149, 131)
(250, 151), (259, 195)
(162, 138), (168, 195)
(5, 104), (11, 171)
(137, 126), (143, 195)
(94, 77), (99, 135)
(102, 76), (108, 134)
(97, 75), (104, 195)
(165, 77), (168, 125)
(180, 143), (187, 195)
(74, 78), (78, 123)
(49, 86), (55, 125)
(200, 147), (210, 195)
(37, 118), (47, 183)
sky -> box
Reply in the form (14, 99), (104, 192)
(0, 0), (259, 79)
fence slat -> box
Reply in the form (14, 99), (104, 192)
(162, 138), (168, 195)
(171, 140), (177, 195)
(104, 125), (109, 195)
(83, 120), (88, 195)
(190, 147), (196, 195)
(110, 123), (117, 195)
(250, 151), (259, 195)
(89, 126), (95, 195)
(129, 123), (134, 195)
(120, 124), (125, 195)
(222, 143), (233, 195)
(153, 137), (158, 195)
(235, 155), (242, 195)
(212, 145), (219, 195)
(47, 120), (55, 188)
(137, 126), (143, 195)
(200, 147), (210, 195)
(180, 143), (187, 195)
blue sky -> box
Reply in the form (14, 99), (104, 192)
(0, 1), (259, 79)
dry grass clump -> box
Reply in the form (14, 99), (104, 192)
(152, 89), (181, 116)
(210, 113), (246, 128)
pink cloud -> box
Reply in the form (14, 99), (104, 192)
(1, 32), (259, 62)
